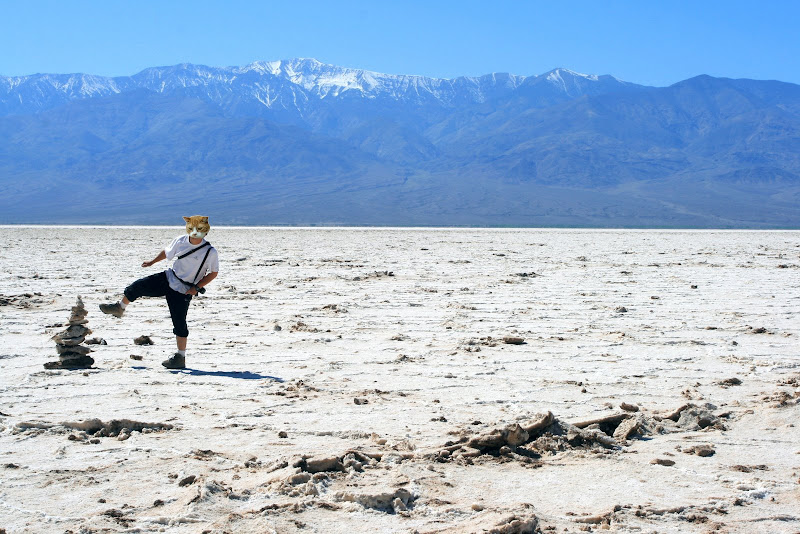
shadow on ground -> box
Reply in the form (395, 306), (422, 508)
(171, 368), (284, 381)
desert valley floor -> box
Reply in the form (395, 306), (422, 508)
(0, 227), (798, 533)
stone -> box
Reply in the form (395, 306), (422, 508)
(676, 407), (721, 431)
(68, 307), (88, 325)
(45, 296), (94, 370)
(52, 324), (91, 345)
(717, 377), (742, 387)
(684, 444), (715, 457)
(134, 335), (153, 345)
(651, 458), (675, 466)
(467, 422), (529, 451)
(613, 416), (641, 440)
(55, 343), (91, 356)
(52, 336), (86, 347)
(287, 473), (311, 485)
(44, 355), (95, 369)
(303, 455), (344, 473)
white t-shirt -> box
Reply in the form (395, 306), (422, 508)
(164, 235), (220, 294)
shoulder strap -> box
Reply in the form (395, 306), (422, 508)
(177, 241), (210, 260)
(191, 246), (214, 284)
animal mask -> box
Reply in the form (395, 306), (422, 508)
(183, 216), (210, 239)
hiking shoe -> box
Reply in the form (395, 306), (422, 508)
(99, 302), (125, 318)
(162, 353), (185, 369)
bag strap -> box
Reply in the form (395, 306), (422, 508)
(177, 241), (210, 260)
(191, 246), (214, 285)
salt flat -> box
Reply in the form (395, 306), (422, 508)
(0, 228), (798, 533)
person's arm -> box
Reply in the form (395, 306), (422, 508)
(142, 250), (166, 268)
(186, 271), (217, 295)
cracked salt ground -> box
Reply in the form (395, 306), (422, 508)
(0, 228), (799, 533)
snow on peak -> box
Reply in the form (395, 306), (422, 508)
(545, 68), (599, 83)
(0, 59), (623, 115)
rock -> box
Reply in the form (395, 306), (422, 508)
(56, 344), (91, 356)
(684, 444), (715, 457)
(287, 472), (311, 485)
(468, 423), (529, 451)
(613, 416), (641, 440)
(68, 304), (89, 325)
(615, 306), (628, 313)
(51, 324), (91, 345)
(573, 413), (630, 431)
(45, 301), (96, 369)
(303, 455), (344, 473)
(651, 458), (675, 466)
(502, 337), (526, 345)
(504, 424), (529, 447)
(129, 355), (143, 361)
(717, 377), (742, 387)
(620, 402), (639, 412)
(51, 336), (86, 347)
(278, 431), (288, 438)
(520, 412), (555, 434)
(85, 337), (107, 345)
(392, 497), (407, 512)
(58, 354), (95, 366)
(178, 475), (196, 487)
(676, 406), (721, 430)
(335, 487), (412, 512)
(342, 453), (364, 472)
(44, 356), (95, 369)
(134, 335), (153, 345)
(354, 397), (369, 405)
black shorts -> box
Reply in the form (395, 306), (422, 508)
(123, 271), (192, 337)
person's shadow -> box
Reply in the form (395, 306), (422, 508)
(174, 369), (283, 381)
(129, 366), (283, 381)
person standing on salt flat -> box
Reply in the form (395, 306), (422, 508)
(99, 216), (219, 369)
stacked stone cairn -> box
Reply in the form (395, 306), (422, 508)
(45, 296), (94, 369)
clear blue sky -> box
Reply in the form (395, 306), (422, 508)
(1, 0), (797, 86)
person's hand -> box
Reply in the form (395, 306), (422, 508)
(142, 260), (153, 268)
(186, 287), (198, 296)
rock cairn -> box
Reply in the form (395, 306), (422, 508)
(45, 296), (94, 369)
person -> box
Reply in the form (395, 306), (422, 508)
(99, 216), (219, 369)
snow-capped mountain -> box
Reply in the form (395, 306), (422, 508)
(0, 58), (637, 121)
(0, 60), (798, 227)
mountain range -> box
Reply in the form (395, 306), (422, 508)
(1, 58), (798, 227)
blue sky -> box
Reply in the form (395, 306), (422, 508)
(1, 0), (797, 86)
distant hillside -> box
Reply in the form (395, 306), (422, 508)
(0, 59), (798, 227)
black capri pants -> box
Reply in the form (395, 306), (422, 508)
(123, 271), (192, 337)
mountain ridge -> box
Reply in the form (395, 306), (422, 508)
(0, 60), (798, 227)
(0, 59), (638, 117)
